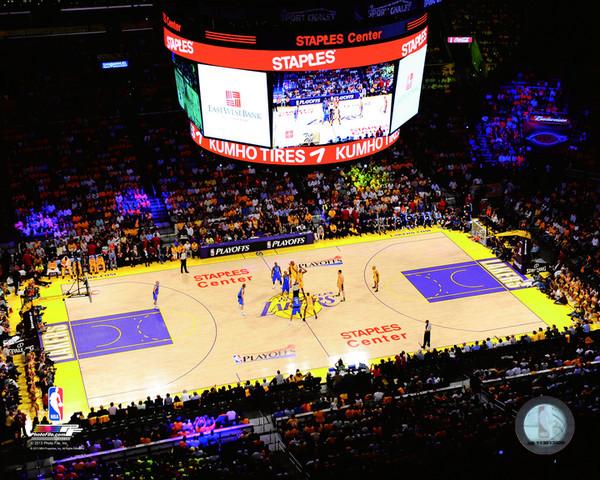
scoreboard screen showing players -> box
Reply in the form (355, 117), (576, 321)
(163, 5), (431, 165)
(272, 62), (395, 148)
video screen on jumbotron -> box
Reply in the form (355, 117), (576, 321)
(272, 62), (395, 148)
(172, 55), (203, 132)
(198, 64), (271, 147)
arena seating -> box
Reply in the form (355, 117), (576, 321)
(34, 326), (597, 477)
(471, 78), (566, 164)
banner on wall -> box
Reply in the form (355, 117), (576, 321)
(165, 27), (427, 71)
(190, 122), (399, 165)
(199, 232), (315, 259)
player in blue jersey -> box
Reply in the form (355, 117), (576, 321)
(322, 98), (330, 124)
(152, 281), (160, 308)
(281, 271), (290, 298)
(271, 262), (282, 289)
(290, 293), (302, 323)
(238, 284), (246, 316)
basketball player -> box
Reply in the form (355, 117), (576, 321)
(271, 262), (282, 289)
(328, 97), (335, 126)
(152, 281), (160, 308)
(358, 86), (365, 118)
(322, 98), (330, 124)
(291, 280), (301, 302)
(302, 292), (318, 321)
(238, 284), (246, 316)
(281, 271), (291, 299)
(332, 97), (341, 125)
(289, 261), (299, 283)
(372, 266), (380, 292)
(290, 294), (302, 323)
(336, 270), (345, 301)
(296, 266), (307, 296)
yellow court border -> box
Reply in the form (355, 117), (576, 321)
(25, 226), (577, 416)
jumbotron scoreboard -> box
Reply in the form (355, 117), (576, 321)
(163, 0), (442, 165)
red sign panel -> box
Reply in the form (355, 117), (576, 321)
(165, 27), (428, 71)
(190, 122), (399, 165)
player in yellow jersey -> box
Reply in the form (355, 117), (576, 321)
(302, 292), (318, 321)
(372, 266), (380, 292)
(296, 266), (307, 296)
(336, 270), (345, 301)
(289, 261), (299, 283)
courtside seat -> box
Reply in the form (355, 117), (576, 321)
(98, 415), (110, 424)
(47, 261), (61, 277)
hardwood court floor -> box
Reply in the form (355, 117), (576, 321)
(57, 231), (546, 408)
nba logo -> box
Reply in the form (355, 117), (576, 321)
(267, 241), (271, 249)
(210, 249), (215, 257)
(225, 90), (241, 108)
(406, 72), (414, 90)
(48, 386), (64, 422)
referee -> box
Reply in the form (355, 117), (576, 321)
(180, 249), (189, 274)
(422, 320), (432, 348)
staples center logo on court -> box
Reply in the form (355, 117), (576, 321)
(195, 269), (253, 288)
(225, 90), (241, 108)
(340, 324), (407, 348)
(298, 255), (343, 269)
(48, 386), (64, 422)
(233, 344), (296, 365)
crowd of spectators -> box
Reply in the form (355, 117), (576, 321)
(66, 371), (321, 451)
(148, 128), (472, 247)
(0, 349), (23, 442)
(42, 324), (600, 477)
(5, 117), (164, 286)
(52, 433), (292, 480)
(471, 77), (566, 163)
(279, 363), (600, 477)
(480, 174), (599, 325)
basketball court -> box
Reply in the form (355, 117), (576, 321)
(39, 228), (570, 415)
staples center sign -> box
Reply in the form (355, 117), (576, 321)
(190, 122), (399, 165)
(165, 27), (427, 71)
